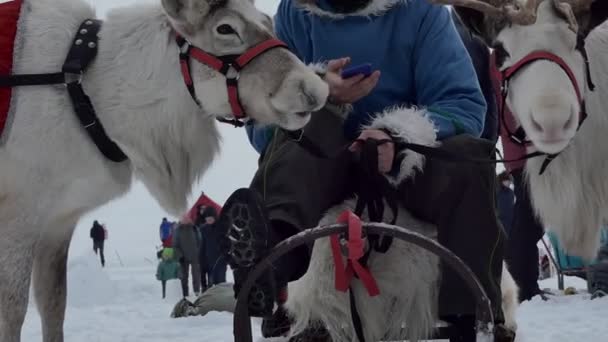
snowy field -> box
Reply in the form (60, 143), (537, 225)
(21, 252), (608, 342)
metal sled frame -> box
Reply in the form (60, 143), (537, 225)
(232, 222), (495, 342)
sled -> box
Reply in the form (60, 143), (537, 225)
(232, 222), (495, 342)
(541, 228), (608, 290)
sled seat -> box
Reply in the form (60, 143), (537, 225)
(542, 228), (608, 290)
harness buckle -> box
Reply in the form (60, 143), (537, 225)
(178, 39), (191, 55)
(500, 79), (509, 96)
(64, 71), (83, 85)
(225, 64), (240, 81)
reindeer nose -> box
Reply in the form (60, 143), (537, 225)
(529, 96), (578, 142)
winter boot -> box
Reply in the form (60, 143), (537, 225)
(217, 188), (277, 317)
(587, 261), (608, 300)
(261, 287), (291, 338)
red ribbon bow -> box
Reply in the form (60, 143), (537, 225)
(330, 210), (380, 296)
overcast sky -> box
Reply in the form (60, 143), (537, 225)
(70, 0), (281, 266)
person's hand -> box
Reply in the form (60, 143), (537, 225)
(349, 129), (395, 174)
(324, 57), (381, 105)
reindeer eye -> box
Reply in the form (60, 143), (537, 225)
(216, 24), (236, 35)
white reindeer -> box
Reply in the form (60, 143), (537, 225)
(433, 0), (608, 259)
(0, 0), (329, 341)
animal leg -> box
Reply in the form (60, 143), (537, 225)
(0, 227), (37, 342)
(32, 226), (75, 342)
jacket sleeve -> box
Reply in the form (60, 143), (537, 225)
(412, 5), (486, 139)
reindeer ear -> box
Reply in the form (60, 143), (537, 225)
(161, 0), (211, 35)
(578, 0), (608, 38)
(452, 7), (500, 46)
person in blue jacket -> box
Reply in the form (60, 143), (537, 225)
(219, 1), (510, 340)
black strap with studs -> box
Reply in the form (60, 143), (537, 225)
(0, 19), (128, 162)
(62, 19), (128, 162)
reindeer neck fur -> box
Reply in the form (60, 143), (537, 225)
(88, 3), (222, 215)
(2, 0), (220, 219)
(524, 23), (608, 259)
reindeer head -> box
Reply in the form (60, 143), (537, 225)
(161, 0), (329, 130)
(432, 0), (608, 154)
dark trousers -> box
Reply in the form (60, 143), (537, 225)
(209, 261), (228, 285)
(250, 110), (505, 321)
(506, 168), (544, 302)
(201, 260), (228, 288)
(180, 261), (201, 297)
(93, 240), (105, 267)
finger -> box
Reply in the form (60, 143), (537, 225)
(346, 72), (381, 100)
(348, 140), (362, 152)
(327, 57), (351, 72)
(341, 74), (366, 87)
(357, 71), (381, 90)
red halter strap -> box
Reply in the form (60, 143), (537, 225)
(498, 50), (588, 146)
(176, 35), (288, 123)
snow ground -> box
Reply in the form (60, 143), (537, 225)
(21, 252), (608, 342)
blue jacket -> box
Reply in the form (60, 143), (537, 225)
(246, 0), (486, 153)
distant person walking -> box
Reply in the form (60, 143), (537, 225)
(90, 220), (106, 267)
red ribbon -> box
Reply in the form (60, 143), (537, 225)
(330, 210), (380, 297)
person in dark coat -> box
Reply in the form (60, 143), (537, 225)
(198, 206), (227, 287)
(496, 171), (515, 236)
(90, 220), (106, 267)
(226, 2), (513, 340)
(173, 221), (202, 297)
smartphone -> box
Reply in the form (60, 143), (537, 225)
(341, 63), (373, 79)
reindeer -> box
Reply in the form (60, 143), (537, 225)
(427, 0), (608, 259)
(0, 0), (329, 341)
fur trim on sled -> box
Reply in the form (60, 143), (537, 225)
(363, 106), (438, 186)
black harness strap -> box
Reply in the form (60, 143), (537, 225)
(62, 20), (127, 163)
(347, 138), (401, 342)
(0, 72), (65, 87)
(0, 19), (127, 163)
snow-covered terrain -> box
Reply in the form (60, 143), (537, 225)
(21, 251), (608, 342)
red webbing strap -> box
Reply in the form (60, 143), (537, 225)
(180, 59), (193, 86)
(189, 47), (224, 71)
(1, 0), (23, 137)
(330, 210), (380, 297)
(235, 39), (287, 68)
(227, 82), (244, 118)
(503, 51), (583, 103)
